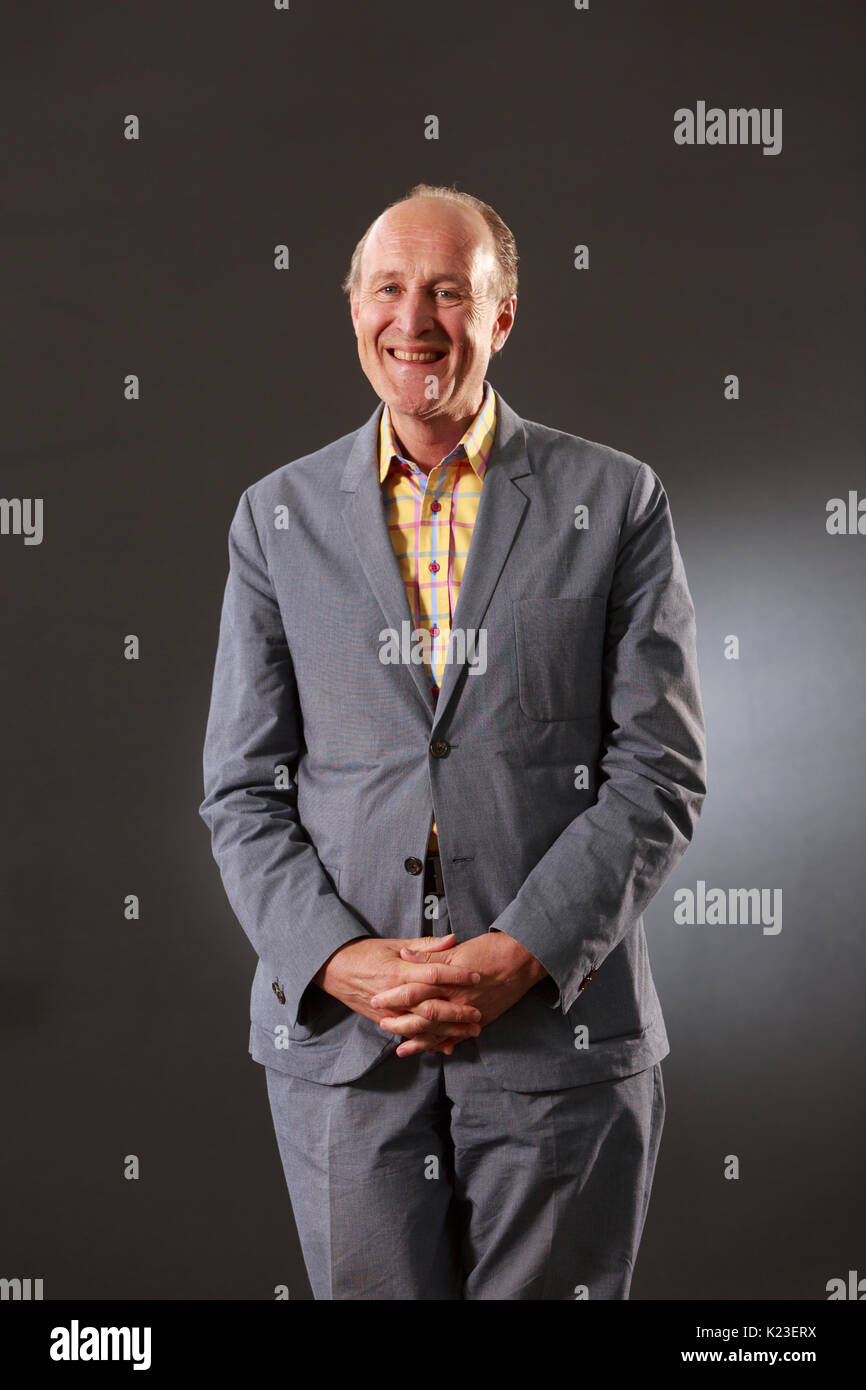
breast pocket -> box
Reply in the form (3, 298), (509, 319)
(512, 594), (607, 721)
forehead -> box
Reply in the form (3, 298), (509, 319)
(360, 200), (494, 285)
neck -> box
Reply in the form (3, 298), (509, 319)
(388, 390), (483, 475)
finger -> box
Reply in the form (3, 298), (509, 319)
(370, 984), (481, 1019)
(396, 1034), (465, 1058)
(400, 962), (482, 987)
(380, 1015), (481, 1039)
(400, 932), (456, 953)
(379, 1014), (481, 1039)
(392, 998), (481, 1023)
(369, 982), (450, 1009)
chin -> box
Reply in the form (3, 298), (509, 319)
(399, 393), (448, 416)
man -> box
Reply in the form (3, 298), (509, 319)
(199, 183), (707, 1300)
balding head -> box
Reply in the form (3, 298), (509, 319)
(348, 190), (517, 430)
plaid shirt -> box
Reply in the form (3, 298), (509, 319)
(378, 379), (498, 853)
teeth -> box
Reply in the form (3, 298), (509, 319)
(391, 349), (442, 362)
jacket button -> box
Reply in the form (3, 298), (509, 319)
(272, 981), (286, 1005)
(430, 739), (450, 758)
(404, 857), (424, 875)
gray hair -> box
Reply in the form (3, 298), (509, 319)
(341, 183), (519, 307)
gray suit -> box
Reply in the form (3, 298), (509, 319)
(199, 386), (707, 1296)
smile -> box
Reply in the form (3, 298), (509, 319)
(387, 348), (447, 363)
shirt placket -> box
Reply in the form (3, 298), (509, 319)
(421, 465), (454, 694)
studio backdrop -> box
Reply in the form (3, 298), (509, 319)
(2, 0), (863, 1300)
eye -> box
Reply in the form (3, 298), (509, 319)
(437, 289), (457, 299)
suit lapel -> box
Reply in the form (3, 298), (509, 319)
(339, 401), (434, 716)
(339, 388), (534, 729)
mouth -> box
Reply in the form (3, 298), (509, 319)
(386, 347), (447, 364)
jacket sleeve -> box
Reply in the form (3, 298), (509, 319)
(488, 461), (708, 1014)
(199, 488), (370, 1027)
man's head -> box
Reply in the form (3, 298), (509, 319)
(345, 184), (518, 425)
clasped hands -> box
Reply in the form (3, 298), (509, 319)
(314, 930), (548, 1058)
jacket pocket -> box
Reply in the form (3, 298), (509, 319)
(512, 594), (606, 720)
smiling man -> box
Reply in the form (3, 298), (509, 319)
(200, 183), (708, 1300)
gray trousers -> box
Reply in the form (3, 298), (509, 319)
(264, 895), (665, 1300)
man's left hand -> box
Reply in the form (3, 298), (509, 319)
(370, 933), (548, 1058)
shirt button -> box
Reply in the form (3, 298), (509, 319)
(429, 561), (439, 572)
(430, 625), (439, 637)
(431, 501), (441, 512)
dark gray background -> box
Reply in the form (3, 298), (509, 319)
(2, 0), (863, 1299)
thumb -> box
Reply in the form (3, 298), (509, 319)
(400, 930), (456, 953)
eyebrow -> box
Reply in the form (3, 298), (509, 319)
(366, 269), (472, 291)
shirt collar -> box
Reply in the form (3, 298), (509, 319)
(378, 379), (497, 484)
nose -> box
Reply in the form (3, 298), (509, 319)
(392, 287), (438, 340)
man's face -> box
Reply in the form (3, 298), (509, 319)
(349, 198), (516, 424)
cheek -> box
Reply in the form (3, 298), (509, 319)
(358, 309), (387, 346)
(458, 321), (483, 352)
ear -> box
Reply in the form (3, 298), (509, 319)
(491, 294), (517, 354)
(349, 290), (360, 335)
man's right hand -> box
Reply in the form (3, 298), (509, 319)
(313, 933), (482, 1055)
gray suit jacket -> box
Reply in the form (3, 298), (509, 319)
(199, 386), (707, 1091)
